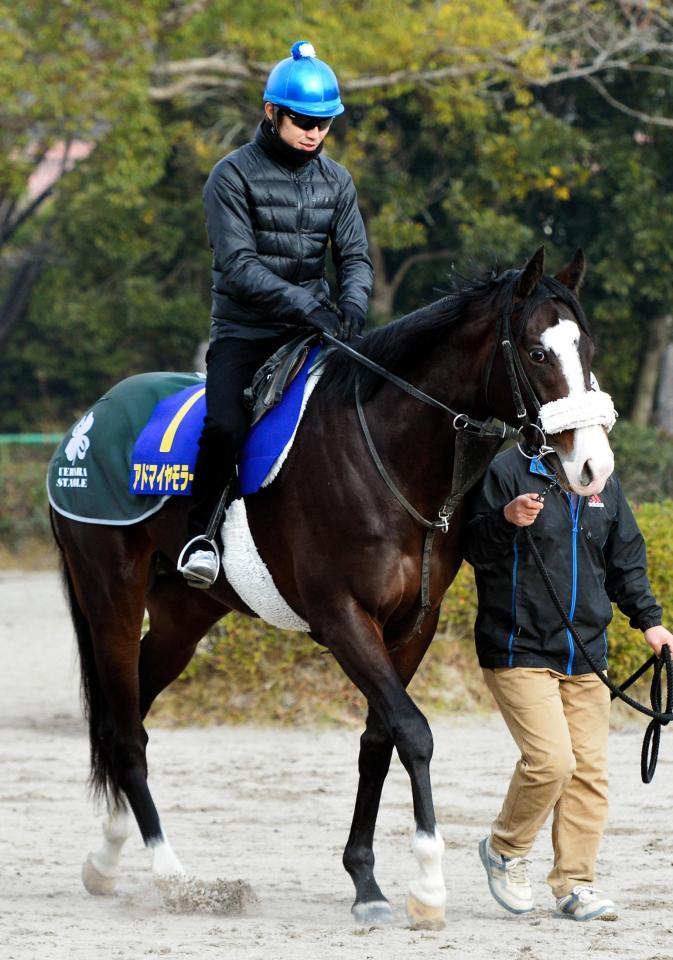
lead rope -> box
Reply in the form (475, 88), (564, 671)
(524, 526), (673, 782)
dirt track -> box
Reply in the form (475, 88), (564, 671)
(1, 570), (672, 960)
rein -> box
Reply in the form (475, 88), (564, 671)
(321, 332), (521, 447)
(321, 322), (539, 650)
(322, 321), (543, 533)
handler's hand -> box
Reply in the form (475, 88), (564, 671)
(643, 625), (673, 658)
(503, 493), (545, 527)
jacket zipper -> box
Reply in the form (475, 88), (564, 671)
(507, 541), (519, 668)
(293, 173), (304, 282)
(565, 493), (580, 674)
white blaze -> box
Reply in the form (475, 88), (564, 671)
(540, 318), (614, 495)
(540, 318), (584, 395)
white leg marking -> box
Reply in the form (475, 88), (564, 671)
(82, 807), (132, 895)
(408, 827), (446, 908)
(149, 833), (185, 879)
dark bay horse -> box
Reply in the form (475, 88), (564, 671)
(50, 247), (614, 927)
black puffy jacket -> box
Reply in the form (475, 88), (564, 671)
(463, 447), (662, 675)
(203, 122), (373, 342)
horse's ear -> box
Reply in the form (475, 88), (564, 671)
(516, 246), (545, 299)
(555, 248), (586, 294)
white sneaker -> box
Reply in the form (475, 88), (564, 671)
(479, 837), (534, 914)
(179, 548), (219, 588)
(555, 885), (618, 921)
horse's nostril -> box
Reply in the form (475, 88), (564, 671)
(580, 461), (594, 486)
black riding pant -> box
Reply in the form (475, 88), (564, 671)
(188, 335), (290, 537)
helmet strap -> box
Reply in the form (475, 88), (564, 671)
(271, 105), (282, 135)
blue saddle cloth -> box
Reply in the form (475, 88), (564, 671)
(130, 346), (321, 498)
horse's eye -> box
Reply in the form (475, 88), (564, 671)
(529, 348), (547, 364)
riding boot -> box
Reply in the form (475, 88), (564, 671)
(178, 474), (234, 588)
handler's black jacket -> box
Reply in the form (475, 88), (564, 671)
(204, 123), (373, 342)
(463, 447), (662, 675)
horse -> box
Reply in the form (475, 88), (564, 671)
(50, 246), (615, 928)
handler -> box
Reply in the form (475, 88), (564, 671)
(463, 447), (673, 921)
(179, 40), (373, 588)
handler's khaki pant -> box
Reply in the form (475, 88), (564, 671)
(482, 667), (611, 898)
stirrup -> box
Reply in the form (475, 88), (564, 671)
(177, 536), (221, 577)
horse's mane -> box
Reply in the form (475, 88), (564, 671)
(319, 266), (590, 405)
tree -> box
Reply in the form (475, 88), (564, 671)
(0, 0), (168, 347)
(4, 1), (673, 429)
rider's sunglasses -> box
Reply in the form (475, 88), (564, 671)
(282, 109), (334, 132)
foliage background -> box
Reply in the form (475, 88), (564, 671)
(3, 1), (673, 427)
(3, 1), (673, 724)
(5, 429), (671, 725)
(151, 496), (673, 726)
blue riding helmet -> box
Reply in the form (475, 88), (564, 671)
(263, 40), (345, 117)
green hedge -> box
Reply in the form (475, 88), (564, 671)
(608, 420), (673, 503)
(4, 420), (672, 554)
(2, 435), (671, 726)
(154, 501), (672, 725)
(0, 445), (55, 563)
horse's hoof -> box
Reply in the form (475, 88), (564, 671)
(405, 893), (446, 930)
(352, 899), (395, 925)
(82, 854), (117, 896)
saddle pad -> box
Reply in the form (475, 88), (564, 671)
(47, 372), (204, 525)
(47, 351), (322, 525)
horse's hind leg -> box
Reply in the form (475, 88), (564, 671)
(137, 573), (227, 879)
(138, 571), (226, 720)
(56, 524), (181, 892)
(82, 806), (132, 895)
(81, 571), (225, 892)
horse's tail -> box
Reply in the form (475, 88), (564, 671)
(51, 514), (122, 805)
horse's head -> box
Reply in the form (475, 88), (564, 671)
(509, 246), (615, 496)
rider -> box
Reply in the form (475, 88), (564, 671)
(179, 41), (373, 587)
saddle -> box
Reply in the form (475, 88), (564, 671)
(244, 331), (320, 426)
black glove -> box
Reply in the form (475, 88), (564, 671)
(305, 306), (343, 339)
(340, 302), (366, 341)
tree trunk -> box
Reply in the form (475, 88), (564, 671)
(0, 259), (44, 349)
(656, 337), (673, 435)
(630, 312), (671, 426)
(367, 232), (394, 319)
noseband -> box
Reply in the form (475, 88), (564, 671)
(323, 292), (616, 530)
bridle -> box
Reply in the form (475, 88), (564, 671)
(321, 294), (555, 534)
(319, 300), (553, 648)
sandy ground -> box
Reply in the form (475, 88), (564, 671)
(1, 571), (672, 960)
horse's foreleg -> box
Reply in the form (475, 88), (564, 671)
(311, 604), (446, 929)
(342, 708), (395, 924)
(343, 612), (443, 926)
